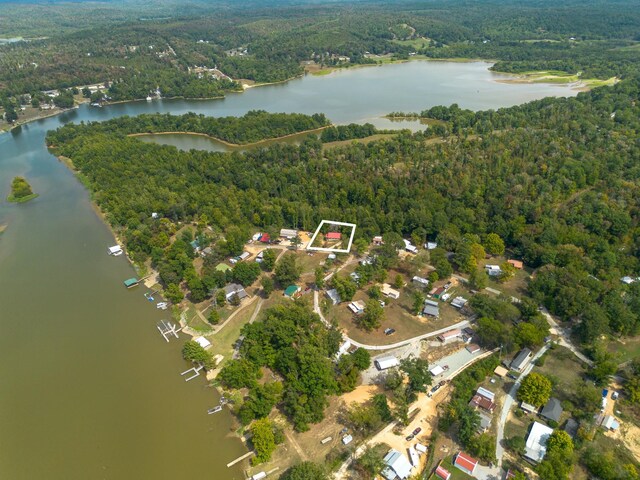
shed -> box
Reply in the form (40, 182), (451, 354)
(239, 252), (251, 261)
(508, 259), (524, 269)
(194, 336), (211, 349)
(424, 299), (439, 307)
(326, 232), (341, 240)
(259, 233), (270, 243)
(541, 397), (563, 423)
(432, 287), (446, 298)
(521, 402), (538, 414)
(621, 276), (636, 285)
(494, 366), (508, 378)
(284, 285), (301, 298)
(453, 452), (478, 475)
(425, 241), (438, 250)
(435, 465), (451, 480)
(342, 434), (353, 445)
(422, 304), (440, 317)
(328, 253), (336, 260)
(430, 365), (445, 376)
(251, 472), (266, 480)
(415, 443), (427, 454)
(373, 236), (383, 245)
(375, 355), (399, 370)
(326, 289), (341, 305)
(476, 387), (495, 402)
(485, 264), (502, 276)
(564, 418), (579, 438)
(466, 344), (481, 354)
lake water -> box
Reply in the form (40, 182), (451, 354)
(0, 60), (577, 479)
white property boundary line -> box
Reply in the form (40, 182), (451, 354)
(306, 220), (357, 253)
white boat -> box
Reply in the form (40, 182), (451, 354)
(146, 96), (153, 101)
(156, 302), (168, 310)
(207, 406), (223, 414)
(108, 245), (123, 256)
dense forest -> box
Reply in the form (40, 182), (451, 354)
(47, 77), (640, 349)
(2, 0), (640, 108)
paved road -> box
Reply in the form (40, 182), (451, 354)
(495, 344), (550, 469)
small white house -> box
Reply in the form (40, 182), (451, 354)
(108, 245), (123, 256)
(425, 242), (438, 250)
(412, 276), (430, 288)
(342, 434), (353, 445)
(485, 264), (502, 276)
(403, 239), (418, 254)
(382, 284), (400, 299)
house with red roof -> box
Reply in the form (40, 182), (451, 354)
(259, 233), (270, 243)
(453, 452), (478, 475)
(326, 232), (342, 240)
(435, 465), (451, 480)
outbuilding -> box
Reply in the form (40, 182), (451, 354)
(375, 355), (400, 371)
(280, 228), (298, 239)
(381, 449), (413, 480)
(434, 465), (451, 480)
(326, 289), (342, 305)
(510, 348), (533, 372)
(194, 336), (211, 349)
(453, 452), (478, 475)
(541, 397), (563, 423)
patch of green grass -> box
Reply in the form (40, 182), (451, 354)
(7, 193), (38, 203)
(391, 37), (431, 49)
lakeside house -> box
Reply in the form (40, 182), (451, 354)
(224, 283), (248, 301)
(525, 421), (553, 462)
(453, 452), (478, 475)
(510, 348), (533, 372)
(381, 449), (413, 480)
(540, 397), (563, 423)
(375, 355), (399, 370)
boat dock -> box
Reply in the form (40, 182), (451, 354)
(180, 365), (204, 381)
(226, 451), (255, 468)
(157, 320), (181, 342)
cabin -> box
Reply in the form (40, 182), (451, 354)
(108, 245), (123, 256)
(424, 241), (438, 250)
(469, 387), (497, 413)
(412, 276), (429, 288)
(437, 329), (462, 343)
(403, 239), (418, 254)
(381, 284), (400, 299)
(431, 287), (446, 299)
(422, 303), (439, 318)
(510, 348), (533, 372)
(326, 289), (342, 305)
(280, 228), (298, 239)
(373, 236), (383, 246)
(123, 277), (139, 288)
(453, 452), (478, 475)
(525, 422), (553, 462)
(466, 344), (481, 354)
(326, 232), (341, 240)
(375, 355), (400, 370)
(540, 397), (563, 423)
(224, 283), (248, 301)
(284, 285), (301, 298)
(381, 449), (413, 480)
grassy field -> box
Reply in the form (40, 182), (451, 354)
(392, 37), (431, 49)
(535, 345), (586, 407)
(607, 336), (640, 364)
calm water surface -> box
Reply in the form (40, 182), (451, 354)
(0, 60), (577, 479)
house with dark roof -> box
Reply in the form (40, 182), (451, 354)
(326, 289), (341, 305)
(564, 418), (579, 438)
(510, 348), (533, 372)
(224, 283), (248, 301)
(540, 397), (563, 423)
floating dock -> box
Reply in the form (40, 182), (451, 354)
(156, 320), (181, 342)
(123, 277), (139, 288)
(180, 365), (204, 381)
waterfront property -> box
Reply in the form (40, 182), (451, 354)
(124, 277), (139, 288)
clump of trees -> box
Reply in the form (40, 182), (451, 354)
(181, 340), (216, 370)
(517, 372), (552, 407)
(218, 303), (369, 431)
(7, 176), (36, 202)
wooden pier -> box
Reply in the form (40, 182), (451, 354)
(227, 451), (255, 468)
(180, 365), (204, 381)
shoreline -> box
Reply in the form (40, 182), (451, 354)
(128, 125), (331, 148)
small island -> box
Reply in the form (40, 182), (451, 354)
(7, 176), (38, 203)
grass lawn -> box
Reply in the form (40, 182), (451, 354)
(534, 345), (586, 406)
(607, 336), (640, 364)
(392, 37), (431, 49)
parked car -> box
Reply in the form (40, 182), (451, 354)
(412, 427), (422, 436)
(384, 328), (396, 336)
(507, 373), (518, 380)
(405, 434), (414, 441)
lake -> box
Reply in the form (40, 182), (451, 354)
(0, 60), (577, 479)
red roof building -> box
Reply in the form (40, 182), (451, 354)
(435, 465), (451, 480)
(508, 259), (524, 269)
(469, 394), (497, 413)
(453, 452), (478, 475)
(259, 233), (270, 243)
(326, 232), (342, 240)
